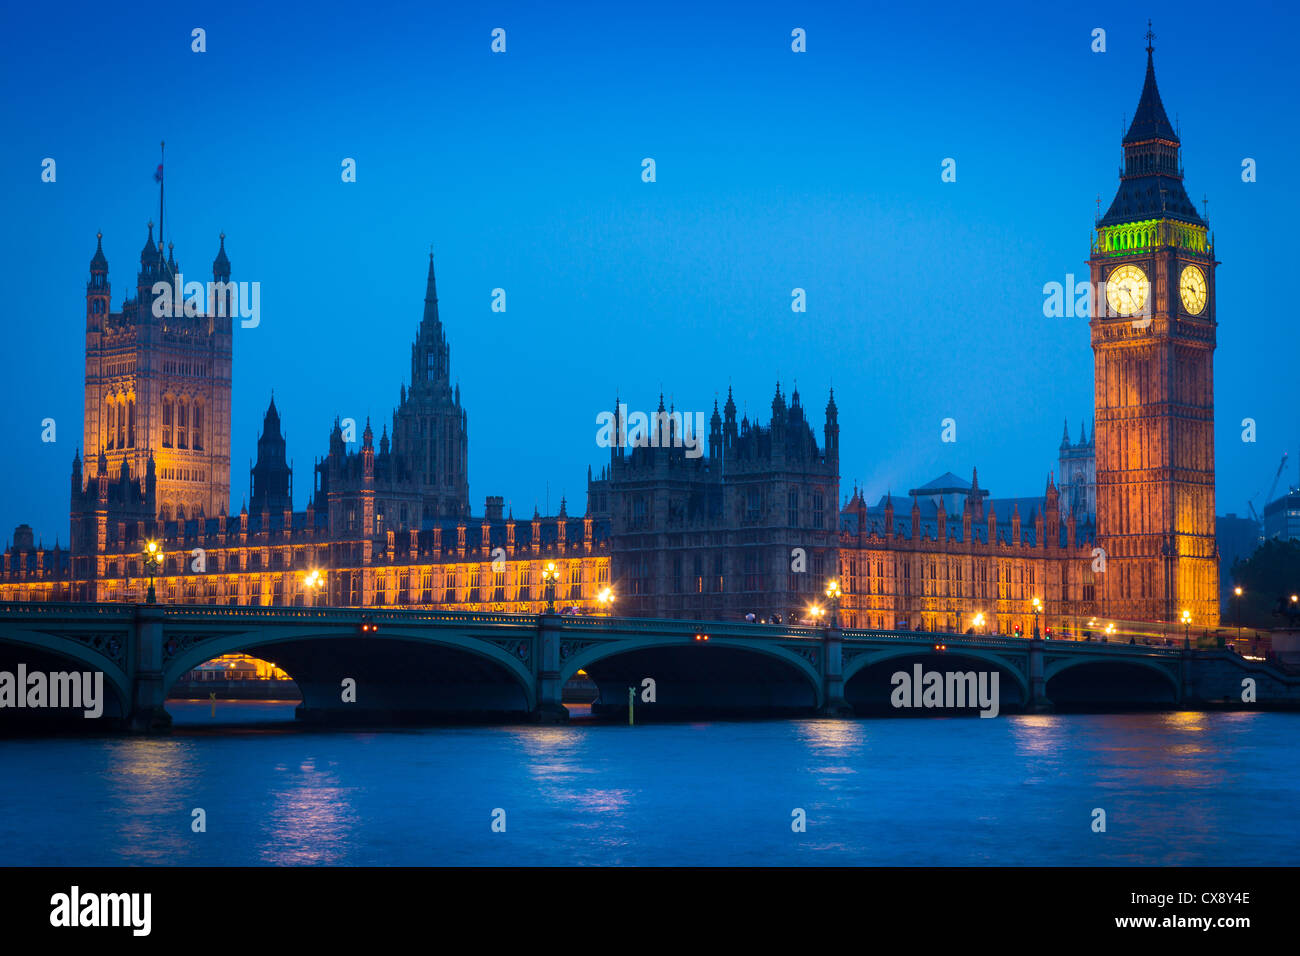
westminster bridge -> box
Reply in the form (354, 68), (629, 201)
(1, 602), (1298, 731)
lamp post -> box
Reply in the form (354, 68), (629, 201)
(542, 560), (560, 613)
(824, 579), (842, 628)
(1182, 608), (1192, 650)
(142, 540), (165, 604)
(303, 568), (325, 607)
(1233, 586), (1243, 641)
(596, 586), (615, 616)
(807, 603), (825, 626)
(972, 611), (986, 635)
(1031, 597), (1042, 640)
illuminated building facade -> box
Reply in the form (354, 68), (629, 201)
(80, 225), (233, 528)
(838, 471), (1100, 635)
(0, 46), (1221, 631)
(1089, 39), (1220, 625)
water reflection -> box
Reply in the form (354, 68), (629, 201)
(259, 755), (358, 865)
(107, 738), (201, 865)
(2, 711), (1294, 866)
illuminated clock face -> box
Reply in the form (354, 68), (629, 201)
(1105, 264), (1150, 317)
(1179, 264), (1207, 315)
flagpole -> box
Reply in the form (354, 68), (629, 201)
(158, 140), (165, 254)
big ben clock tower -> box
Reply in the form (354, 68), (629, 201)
(1090, 28), (1220, 627)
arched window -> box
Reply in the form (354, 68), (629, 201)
(116, 395), (126, 449)
(127, 398), (136, 448)
(106, 400), (117, 450)
(191, 402), (204, 451)
(162, 398), (174, 447)
(176, 398), (188, 449)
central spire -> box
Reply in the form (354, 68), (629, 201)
(411, 253), (450, 389)
(1124, 25), (1177, 145)
(1098, 32), (1203, 227)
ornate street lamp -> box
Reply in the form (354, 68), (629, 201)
(542, 560), (560, 613)
(1233, 586), (1243, 641)
(824, 579), (842, 628)
(303, 568), (325, 606)
(972, 611), (986, 635)
(807, 603), (825, 625)
(596, 586), (615, 615)
(1182, 608), (1192, 649)
(142, 539), (165, 604)
(1031, 597), (1043, 640)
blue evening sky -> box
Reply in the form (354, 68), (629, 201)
(1, 0), (1296, 543)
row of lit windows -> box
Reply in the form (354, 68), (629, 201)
(161, 397), (204, 450)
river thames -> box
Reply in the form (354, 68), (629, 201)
(1, 704), (1295, 866)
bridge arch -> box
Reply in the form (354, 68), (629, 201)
(0, 625), (131, 721)
(163, 625), (536, 714)
(842, 645), (1030, 698)
(1045, 655), (1180, 707)
(841, 644), (1030, 714)
(562, 636), (824, 714)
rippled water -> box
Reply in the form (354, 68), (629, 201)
(1, 703), (1295, 865)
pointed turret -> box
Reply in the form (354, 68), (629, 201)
(1099, 27), (1203, 226)
(1123, 38), (1177, 145)
(90, 232), (108, 274)
(212, 232), (231, 280)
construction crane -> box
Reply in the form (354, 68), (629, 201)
(1248, 452), (1289, 523)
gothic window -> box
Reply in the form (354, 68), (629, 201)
(192, 403), (203, 451)
(176, 399), (188, 449)
(162, 398), (174, 447)
(127, 399), (135, 448)
(106, 401), (117, 450)
(517, 564), (531, 601)
(493, 567), (506, 601)
(567, 562), (581, 599)
(787, 489), (799, 527)
(743, 552), (759, 591)
(812, 493), (825, 530)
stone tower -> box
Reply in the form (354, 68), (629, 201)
(81, 225), (233, 524)
(391, 255), (470, 520)
(1089, 33), (1219, 625)
(250, 395), (292, 516)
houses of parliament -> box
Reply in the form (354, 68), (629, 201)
(0, 44), (1220, 632)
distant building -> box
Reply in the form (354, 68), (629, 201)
(1058, 419), (1095, 523)
(1263, 490), (1300, 543)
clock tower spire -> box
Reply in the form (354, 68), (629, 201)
(1089, 33), (1219, 627)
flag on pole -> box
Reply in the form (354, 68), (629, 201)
(154, 163), (163, 183)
